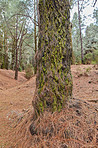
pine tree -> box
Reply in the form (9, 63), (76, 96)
(32, 0), (73, 115)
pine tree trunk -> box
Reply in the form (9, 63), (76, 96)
(33, 0), (72, 114)
(11, 38), (15, 70)
(4, 30), (8, 69)
(78, 0), (84, 64)
(34, 0), (37, 74)
(14, 47), (18, 80)
(14, 16), (18, 80)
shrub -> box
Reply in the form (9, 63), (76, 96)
(84, 49), (98, 65)
(93, 50), (98, 64)
(18, 66), (22, 72)
(74, 53), (81, 65)
(25, 64), (34, 79)
(84, 52), (92, 64)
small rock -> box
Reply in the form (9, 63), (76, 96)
(95, 108), (98, 112)
(76, 109), (81, 116)
(22, 109), (29, 112)
(94, 121), (97, 125)
(10, 102), (13, 105)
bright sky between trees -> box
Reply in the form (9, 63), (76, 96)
(71, 0), (98, 26)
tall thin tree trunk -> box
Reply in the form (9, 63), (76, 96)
(37, 0), (40, 28)
(11, 38), (15, 70)
(34, 0), (37, 74)
(4, 30), (8, 69)
(32, 0), (73, 115)
(14, 16), (18, 80)
(78, 0), (84, 64)
(14, 46), (18, 80)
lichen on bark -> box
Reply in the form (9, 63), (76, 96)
(32, 0), (73, 114)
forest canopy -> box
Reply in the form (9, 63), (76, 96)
(0, 0), (98, 79)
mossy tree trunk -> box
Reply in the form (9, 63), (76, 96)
(33, 0), (73, 114)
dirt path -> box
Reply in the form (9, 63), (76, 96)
(0, 65), (98, 147)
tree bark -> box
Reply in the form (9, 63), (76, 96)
(33, 0), (73, 114)
(34, 0), (37, 74)
(78, 0), (84, 64)
(4, 30), (8, 69)
(14, 16), (18, 80)
(14, 46), (18, 80)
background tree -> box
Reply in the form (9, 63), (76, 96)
(71, 0), (98, 64)
(34, 0), (37, 74)
(93, 8), (98, 25)
(0, 0), (36, 79)
(0, 0), (9, 69)
(93, 0), (97, 7)
(72, 12), (84, 64)
(77, 0), (84, 63)
(83, 23), (98, 64)
(71, 0), (90, 63)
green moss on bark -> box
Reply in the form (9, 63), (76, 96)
(33, 0), (73, 114)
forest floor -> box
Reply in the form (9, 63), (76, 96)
(0, 65), (98, 148)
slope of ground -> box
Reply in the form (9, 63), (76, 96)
(0, 65), (98, 148)
(0, 69), (27, 90)
(0, 70), (36, 147)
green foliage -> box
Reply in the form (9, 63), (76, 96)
(18, 66), (22, 72)
(0, 63), (1, 68)
(73, 52), (81, 65)
(25, 64), (34, 79)
(76, 66), (91, 77)
(0, 0), (35, 79)
(84, 52), (92, 64)
(84, 50), (98, 64)
(93, 50), (98, 64)
(84, 24), (98, 50)
(71, 3), (98, 64)
(85, 67), (91, 73)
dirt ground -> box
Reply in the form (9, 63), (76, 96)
(0, 65), (98, 148)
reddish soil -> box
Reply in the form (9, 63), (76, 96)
(72, 65), (98, 102)
(0, 65), (98, 148)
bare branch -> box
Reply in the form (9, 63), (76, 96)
(7, 13), (38, 26)
(4, 15), (15, 39)
(24, 40), (34, 49)
(93, 0), (97, 7)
